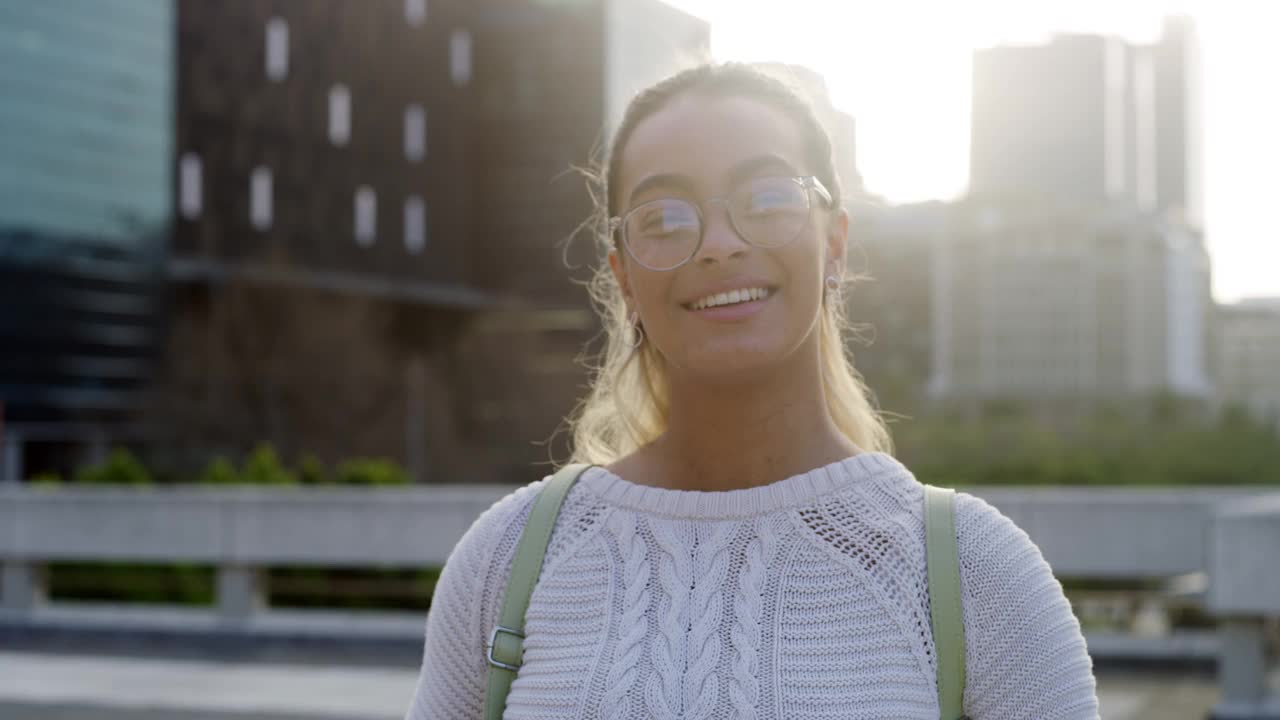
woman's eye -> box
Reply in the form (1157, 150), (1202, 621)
(746, 191), (796, 213)
(640, 219), (669, 234)
(753, 192), (787, 207)
(645, 206), (696, 230)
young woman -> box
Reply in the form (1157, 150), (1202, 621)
(406, 63), (1099, 719)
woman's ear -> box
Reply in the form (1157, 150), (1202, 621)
(608, 248), (633, 305)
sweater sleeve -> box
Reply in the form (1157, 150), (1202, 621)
(403, 482), (541, 720)
(953, 492), (1100, 720)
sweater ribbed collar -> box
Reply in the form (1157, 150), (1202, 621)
(578, 451), (907, 519)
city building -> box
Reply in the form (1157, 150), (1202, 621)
(970, 18), (1203, 229)
(927, 201), (1212, 405)
(413, 0), (708, 480)
(2, 0), (709, 484)
(844, 202), (944, 413)
(1216, 299), (1280, 424)
(166, 0), (708, 483)
(909, 17), (1213, 410)
(0, 1), (175, 481)
(165, 0), (493, 482)
(1153, 16), (1204, 230)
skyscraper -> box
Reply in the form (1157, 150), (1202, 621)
(921, 18), (1214, 409)
(970, 33), (1118, 206)
(0, 1), (174, 480)
(969, 19), (1203, 228)
(1153, 16), (1204, 229)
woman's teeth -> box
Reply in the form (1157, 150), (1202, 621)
(690, 287), (771, 311)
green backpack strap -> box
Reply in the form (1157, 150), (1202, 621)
(483, 463), (592, 720)
(925, 484), (968, 720)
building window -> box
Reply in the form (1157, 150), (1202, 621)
(179, 153), (202, 220)
(450, 30), (472, 87)
(405, 195), (426, 253)
(404, 104), (426, 162)
(405, 0), (427, 26)
(265, 18), (288, 81)
(355, 186), (377, 246)
(329, 84), (351, 146)
(251, 166), (273, 230)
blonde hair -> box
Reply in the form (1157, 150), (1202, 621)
(566, 63), (892, 465)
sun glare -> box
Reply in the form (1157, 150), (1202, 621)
(666, 0), (1279, 301)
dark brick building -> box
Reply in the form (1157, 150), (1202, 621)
(159, 0), (707, 483)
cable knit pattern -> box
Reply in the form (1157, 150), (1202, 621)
(684, 523), (735, 719)
(727, 519), (777, 720)
(643, 518), (694, 718)
(404, 453), (1100, 720)
(601, 515), (652, 719)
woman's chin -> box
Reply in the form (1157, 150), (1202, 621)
(672, 342), (789, 384)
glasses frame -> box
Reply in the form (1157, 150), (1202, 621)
(609, 175), (834, 272)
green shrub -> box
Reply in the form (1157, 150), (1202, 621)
(297, 454), (331, 485)
(48, 562), (214, 605)
(895, 405), (1280, 487)
(74, 448), (152, 485)
(334, 457), (410, 486)
(28, 471), (63, 487)
(199, 456), (240, 485)
(241, 443), (297, 485)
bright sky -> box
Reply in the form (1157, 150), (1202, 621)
(665, 0), (1279, 303)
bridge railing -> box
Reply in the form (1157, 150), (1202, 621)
(2, 484), (1277, 716)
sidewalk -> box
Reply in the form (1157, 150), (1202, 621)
(0, 649), (1223, 720)
(0, 651), (418, 720)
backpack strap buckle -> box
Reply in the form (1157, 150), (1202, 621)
(487, 625), (525, 671)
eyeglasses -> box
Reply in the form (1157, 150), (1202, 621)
(609, 175), (834, 271)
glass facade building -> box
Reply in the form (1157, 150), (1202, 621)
(0, 0), (174, 476)
(0, 0), (174, 253)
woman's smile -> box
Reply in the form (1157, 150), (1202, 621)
(683, 286), (775, 321)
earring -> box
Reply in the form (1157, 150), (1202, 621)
(824, 275), (841, 301)
(627, 311), (645, 349)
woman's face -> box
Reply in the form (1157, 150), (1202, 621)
(609, 92), (847, 384)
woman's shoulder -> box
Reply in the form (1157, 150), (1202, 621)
(442, 477), (549, 574)
(951, 489), (1039, 561)
(445, 468), (612, 577)
(948, 489), (1098, 715)
(950, 489), (1065, 606)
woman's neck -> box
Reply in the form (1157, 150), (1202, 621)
(633, 353), (860, 493)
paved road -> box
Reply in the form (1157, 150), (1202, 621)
(0, 650), (1223, 720)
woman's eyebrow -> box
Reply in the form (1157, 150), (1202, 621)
(727, 154), (799, 185)
(625, 153), (798, 207)
(627, 173), (696, 205)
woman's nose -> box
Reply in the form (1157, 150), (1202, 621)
(695, 204), (749, 265)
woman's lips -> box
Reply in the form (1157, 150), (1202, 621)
(684, 291), (773, 321)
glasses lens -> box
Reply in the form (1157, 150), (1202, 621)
(624, 198), (700, 270)
(729, 177), (811, 248)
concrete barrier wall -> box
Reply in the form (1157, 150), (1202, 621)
(1208, 493), (1280, 615)
(1, 484), (1271, 575)
(0, 485), (511, 567)
(974, 488), (1270, 578)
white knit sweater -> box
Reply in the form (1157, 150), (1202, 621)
(405, 452), (1099, 719)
